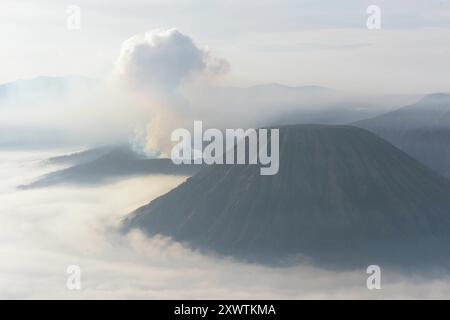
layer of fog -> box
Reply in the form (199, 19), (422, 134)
(1, 150), (450, 299)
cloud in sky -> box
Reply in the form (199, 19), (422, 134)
(254, 42), (372, 52)
(1, 0), (450, 93)
(114, 28), (229, 92)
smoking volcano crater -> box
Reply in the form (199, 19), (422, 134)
(123, 124), (450, 267)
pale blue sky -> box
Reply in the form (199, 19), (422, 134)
(1, 0), (450, 93)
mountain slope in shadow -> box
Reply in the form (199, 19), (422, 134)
(354, 93), (450, 178)
(21, 146), (202, 189)
(124, 124), (450, 267)
(46, 145), (120, 166)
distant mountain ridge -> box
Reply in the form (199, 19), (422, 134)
(0, 75), (94, 107)
(354, 93), (450, 178)
(21, 145), (202, 189)
(46, 144), (128, 166)
(0, 76), (97, 149)
(0, 75), (417, 149)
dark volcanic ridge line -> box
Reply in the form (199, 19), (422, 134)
(19, 146), (203, 189)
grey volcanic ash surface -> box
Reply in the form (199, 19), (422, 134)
(124, 124), (450, 267)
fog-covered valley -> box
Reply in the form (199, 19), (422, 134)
(1, 150), (450, 299)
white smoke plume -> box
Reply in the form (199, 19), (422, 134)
(114, 28), (229, 92)
(112, 28), (230, 155)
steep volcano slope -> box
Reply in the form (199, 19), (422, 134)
(124, 124), (450, 266)
(354, 93), (450, 178)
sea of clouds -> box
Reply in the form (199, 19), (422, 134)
(1, 150), (450, 299)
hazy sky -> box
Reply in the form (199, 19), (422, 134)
(1, 0), (450, 93)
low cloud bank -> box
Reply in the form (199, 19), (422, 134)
(1, 151), (450, 299)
